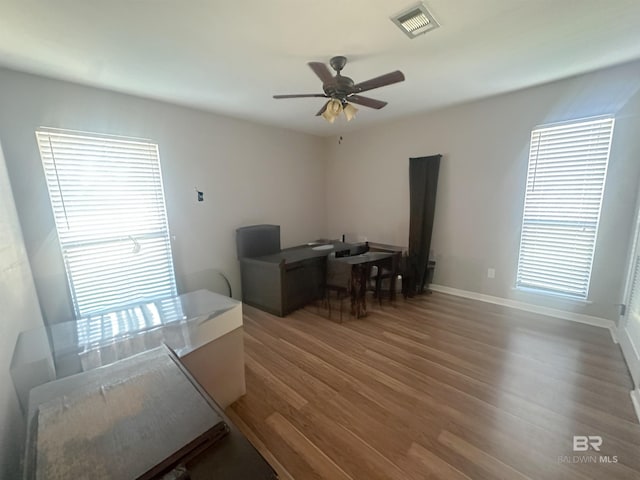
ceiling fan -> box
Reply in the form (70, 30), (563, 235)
(273, 56), (405, 123)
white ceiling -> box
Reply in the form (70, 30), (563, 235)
(2, 1), (640, 136)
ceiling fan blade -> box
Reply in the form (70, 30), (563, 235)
(315, 101), (330, 116)
(348, 95), (388, 110)
(354, 71), (405, 93)
(273, 94), (327, 99)
(308, 62), (334, 84)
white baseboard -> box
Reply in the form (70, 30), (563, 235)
(631, 389), (640, 424)
(429, 284), (616, 336)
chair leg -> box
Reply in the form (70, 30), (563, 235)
(316, 290), (325, 315)
(389, 274), (398, 304)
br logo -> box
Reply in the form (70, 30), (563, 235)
(573, 435), (603, 452)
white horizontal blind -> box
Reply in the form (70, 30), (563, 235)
(36, 130), (177, 317)
(76, 296), (185, 348)
(516, 117), (614, 299)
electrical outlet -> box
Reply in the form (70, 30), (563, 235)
(487, 268), (495, 279)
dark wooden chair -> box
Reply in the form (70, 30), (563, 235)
(369, 251), (402, 304)
(325, 257), (351, 322)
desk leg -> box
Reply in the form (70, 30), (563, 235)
(350, 264), (369, 318)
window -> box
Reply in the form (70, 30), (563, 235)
(516, 116), (614, 299)
(36, 129), (177, 317)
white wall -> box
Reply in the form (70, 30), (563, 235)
(0, 143), (45, 478)
(0, 68), (327, 324)
(326, 60), (640, 321)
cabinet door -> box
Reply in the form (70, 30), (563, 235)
(284, 258), (325, 314)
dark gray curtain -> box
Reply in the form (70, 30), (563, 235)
(407, 154), (441, 296)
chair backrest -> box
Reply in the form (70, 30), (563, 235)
(326, 256), (351, 289)
(236, 224), (281, 258)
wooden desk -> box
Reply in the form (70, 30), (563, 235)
(239, 242), (352, 317)
(333, 251), (397, 318)
(367, 242), (407, 254)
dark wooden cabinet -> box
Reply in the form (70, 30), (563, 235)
(236, 225), (358, 317)
(239, 247), (326, 317)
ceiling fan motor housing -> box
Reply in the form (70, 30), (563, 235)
(323, 76), (355, 101)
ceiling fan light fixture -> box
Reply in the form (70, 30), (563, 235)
(327, 98), (343, 115)
(343, 102), (358, 122)
(322, 98), (343, 123)
(391, 2), (439, 38)
(322, 109), (337, 123)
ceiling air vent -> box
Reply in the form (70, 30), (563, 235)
(391, 3), (439, 39)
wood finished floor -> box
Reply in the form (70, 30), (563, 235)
(227, 293), (640, 480)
